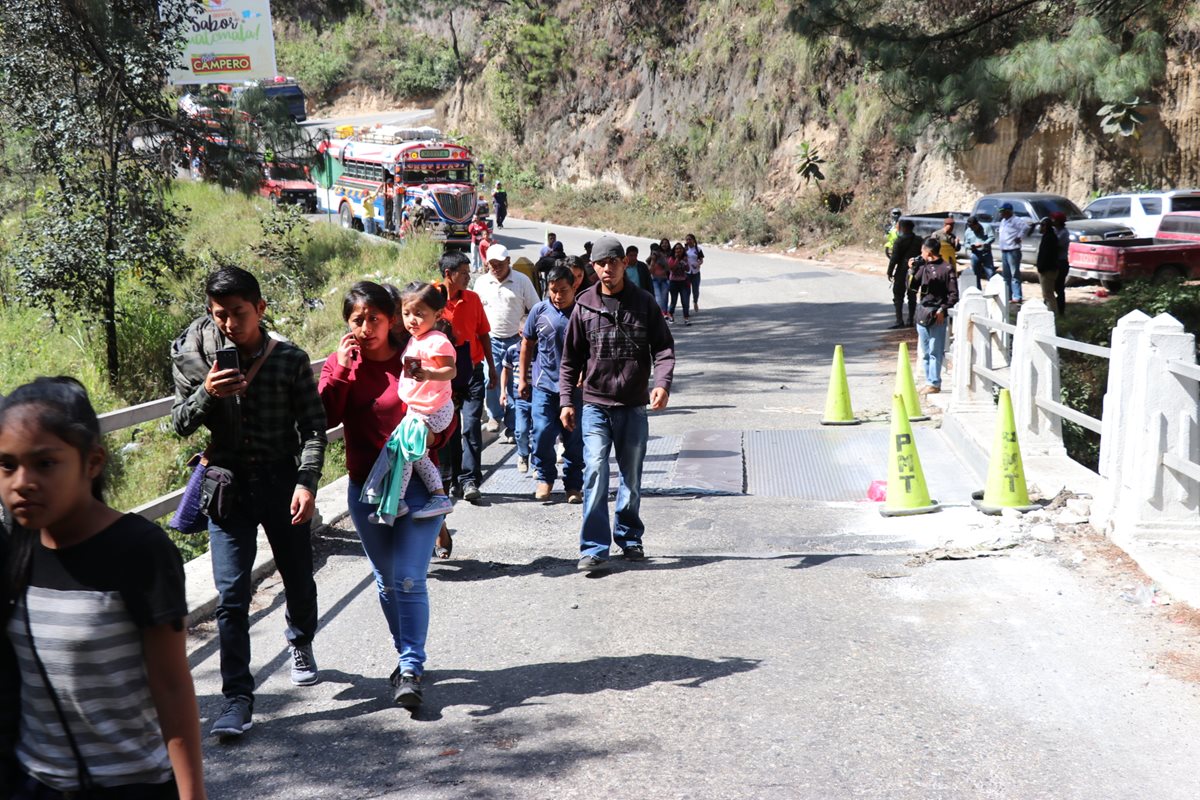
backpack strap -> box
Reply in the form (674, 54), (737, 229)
(243, 336), (278, 387)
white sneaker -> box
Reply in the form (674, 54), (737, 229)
(485, 419), (501, 433)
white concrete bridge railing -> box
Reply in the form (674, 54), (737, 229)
(948, 275), (1200, 545)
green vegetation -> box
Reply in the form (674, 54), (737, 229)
(275, 15), (461, 105)
(787, 0), (1177, 146)
(0, 181), (441, 559)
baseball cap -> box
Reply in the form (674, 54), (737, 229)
(590, 236), (625, 262)
(486, 243), (510, 262)
(999, 202), (1014, 211)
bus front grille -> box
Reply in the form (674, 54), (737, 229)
(435, 191), (475, 223)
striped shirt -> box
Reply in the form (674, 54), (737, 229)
(5, 515), (186, 790)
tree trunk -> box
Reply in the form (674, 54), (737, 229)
(448, 9), (462, 70)
(104, 269), (119, 382)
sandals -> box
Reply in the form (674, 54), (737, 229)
(434, 528), (454, 559)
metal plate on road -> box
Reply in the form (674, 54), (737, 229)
(744, 428), (977, 502)
(480, 435), (683, 496)
(479, 430), (747, 497)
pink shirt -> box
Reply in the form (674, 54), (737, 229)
(399, 330), (456, 415)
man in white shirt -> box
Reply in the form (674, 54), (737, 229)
(995, 202), (1027, 304)
(474, 243), (540, 438)
(539, 232), (557, 259)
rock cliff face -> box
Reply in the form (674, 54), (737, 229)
(909, 52), (1200, 211)
(438, 3), (1200, 212)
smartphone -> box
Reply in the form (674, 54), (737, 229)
(404, 356), (421, 377)
(215, 347), (240, 374)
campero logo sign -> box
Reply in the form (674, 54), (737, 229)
(191, 54), (253, 74)
(168, 0), (277, 84)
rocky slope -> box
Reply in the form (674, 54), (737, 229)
(433, 1), (1200, 213)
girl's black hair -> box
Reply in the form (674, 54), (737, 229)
(0, 377), (105, 618)
(0, 377), (105, 502)
(401, 281), (452, 336)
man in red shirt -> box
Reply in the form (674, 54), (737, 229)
(437, 252), (496, 501)
(468, 211), (489, 273)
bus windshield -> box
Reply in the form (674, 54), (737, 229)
(401, 164), (473, 184)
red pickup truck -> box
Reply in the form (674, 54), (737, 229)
(1069, 211), (1200, 289)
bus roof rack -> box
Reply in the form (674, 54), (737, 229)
(355, 125), (445, 145)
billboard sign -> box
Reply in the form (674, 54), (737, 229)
(169, 0), (278, 85)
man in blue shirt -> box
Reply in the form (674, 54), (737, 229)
(520, 264), (583, 503)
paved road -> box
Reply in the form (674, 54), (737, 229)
(187, 219), (1200, 798)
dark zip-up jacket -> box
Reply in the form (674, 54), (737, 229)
(560, 281), (675, 408)
(888, 232), (923, 284)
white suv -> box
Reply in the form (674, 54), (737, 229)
(1084, 190), (1200, 238)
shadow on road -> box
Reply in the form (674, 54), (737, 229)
(429, 552), (869, 582)
(423, 653), (763, 719)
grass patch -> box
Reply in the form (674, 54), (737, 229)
(508, 183), (855, 252)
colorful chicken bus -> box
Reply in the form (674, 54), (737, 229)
(312, 126), (484, 248)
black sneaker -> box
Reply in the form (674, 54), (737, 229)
(577, 555), (607, 572)
(390, 669), (423, 709)
(211, 695), (253, 740)
(462, 482), (482, 502)
(622, 545), (646, 561)
(290, 644), (319, 686)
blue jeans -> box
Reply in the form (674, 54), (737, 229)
(504, 370), (532, 458)
(208, 463), (318, 700)
(689, 272), (701, 305)
(531, 387), (583, 489)
(485, 334), (520, 431)
(651, 277), (670, 313)
(347, 479), (442, 676)
(668, 281), (690, 318)
(917, 320), (948, 388)
(1000, 249), (1023, 302)
(970, 250), (995, 289)
(579, 404), (648, 559)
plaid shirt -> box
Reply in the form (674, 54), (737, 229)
(171, 317), (327, 492)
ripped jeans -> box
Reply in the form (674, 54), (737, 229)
(347, 479), (442, 675)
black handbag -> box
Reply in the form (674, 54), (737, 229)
(198, 465), (236, 523)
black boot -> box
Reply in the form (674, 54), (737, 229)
(890, 302), (905, 329)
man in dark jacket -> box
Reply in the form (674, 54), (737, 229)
(560, 236), (675, 571)
(887, 219), (923, 329)
(911, 238), (959, 395)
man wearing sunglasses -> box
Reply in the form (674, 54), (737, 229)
(560, 236), (675, 571)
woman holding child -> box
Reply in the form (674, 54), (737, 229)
(318, 280), (457, 710)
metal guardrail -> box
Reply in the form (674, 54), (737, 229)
(105, 359), (343, 522)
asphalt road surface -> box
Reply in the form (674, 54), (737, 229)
(187, 218), (1200, 798)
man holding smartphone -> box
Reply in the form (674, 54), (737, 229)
(171, 266), (328, 741)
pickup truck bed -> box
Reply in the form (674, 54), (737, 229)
(899, 211), (971, 247)
(1068, 237), (1200, 286)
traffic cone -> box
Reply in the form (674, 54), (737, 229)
(894, 341), (930, 422)
(820, 345), (860, 426)
(880, 393), (940, 517)
(971, 388), (1039, 515)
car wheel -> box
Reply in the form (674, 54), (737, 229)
(1153, 264), (1186, 284)
(339, 203), (353, 229)
(1100, 277), (1123, 293)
